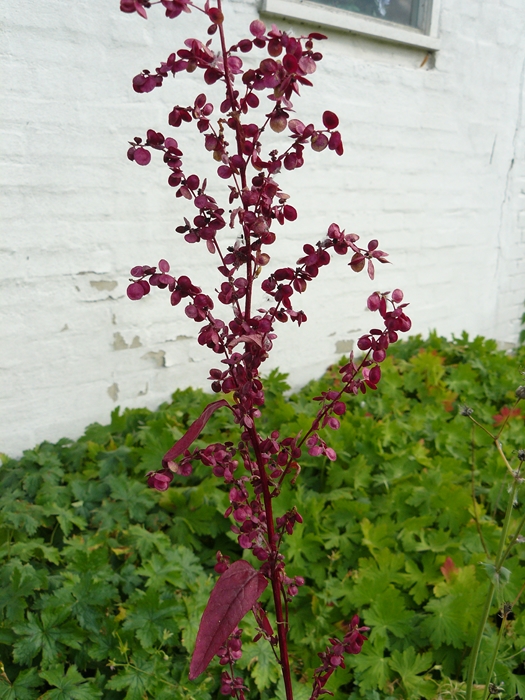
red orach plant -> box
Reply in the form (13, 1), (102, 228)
(120, 1), (411, 697)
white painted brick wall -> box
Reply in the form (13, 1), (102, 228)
(1, 0), (524, 456)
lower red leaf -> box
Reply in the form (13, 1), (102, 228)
(189, 560), (268, 680)
(162, 398), (231, 468)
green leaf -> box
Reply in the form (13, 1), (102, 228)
(41, 505), (87, 538)
(13, 610), (85, 668)
(421, 595), (464, 648)
(106, 658), (157, 700)
(124, 525), (171, 559)
(360, 518), (396, 553)
(239, 637), (280, 691)
(389, 647), (434, 699)
(136, 546), (204, 591)
(104, 475), (156, 523)
(350, 638), (392, 691)
(65, 572), (119, 633)
(401, 553), (440, 605)
(0, 539), (60, 566)
(271, 675), (312, 700)
(482, 562), (511, 585)
(123, 588), (182, 649)
(39, 666), (102, 700)
(347, 551), (406, 610)
(0, 499), (46, 536)
(0, 562), (48, 622)
(364, 587), (414, 641)
(422, 566), (485, 649)
(0, 668), (42, 700)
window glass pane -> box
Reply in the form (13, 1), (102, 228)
(309, 0), (420, 28)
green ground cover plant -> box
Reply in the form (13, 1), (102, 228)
(1, 333), (525, 700)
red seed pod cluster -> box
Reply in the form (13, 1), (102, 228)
(199, 442), (239, 482)
(306, 433), (337, 461)
(214, 550), (231, 574)
(228, 489), (268, 556)
(310, 616), (370, 700)
(146, 468), (173, 491)
(217, 627), (243, 666)
(276, 508), (304, 537)
(357, 289), (412, 363)
(219, 671), (247, 699)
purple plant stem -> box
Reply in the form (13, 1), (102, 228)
(215, 1), (254, 322)
(248, 426), (295, 700)
(214, 7), (293, 694)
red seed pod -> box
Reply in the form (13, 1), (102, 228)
(372, 348), (386, 363)
(238, 39), (253, 52)
(391, 288), (404, 302)
(249, 19), (266, 37)
(267, 38), (282, 56)
(369, 364), (381, 385)
(186, 174), (200, 190)
(270, 113), (287, 133)
(133, 147), (151, 166)
(311, 133), (328, 152)
(350, 253), (365, 273)
(333, 401), (346, 416)
(127, 282), (146, 300)
(357, 337), (371, 352)
(322, 111), (339, 130)
(367, 293), (381, 311)
(208, 6), (224, 24)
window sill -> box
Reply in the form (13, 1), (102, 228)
(261, 0), (441, 51)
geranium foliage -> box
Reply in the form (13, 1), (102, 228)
(2, 335), (525, 699)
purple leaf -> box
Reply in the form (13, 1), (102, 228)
(189, 560), (268, 680)
(162, 399), (231, 468)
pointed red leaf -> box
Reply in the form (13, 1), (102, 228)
(440, 556), (458, 582)
(162, 399), (231, 468)
(189, 560), (268, 680)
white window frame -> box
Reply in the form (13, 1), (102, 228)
(261, 0), (441, 51)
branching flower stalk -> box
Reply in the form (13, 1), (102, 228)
(119, 1), (412, 697)
(463, 389), (525, 700)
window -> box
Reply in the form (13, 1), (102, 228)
(310, 0), (428, 30)
(262, 0), (440, 51)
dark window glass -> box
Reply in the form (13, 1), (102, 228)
(309, 0), (422, 29)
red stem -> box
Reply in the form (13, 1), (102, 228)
(216, 1), (253, 321)
(248, 426), (295, 700)
(215, 6), (292, 695)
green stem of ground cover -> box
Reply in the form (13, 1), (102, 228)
(470, 422), (489, 557)
(482, 612), (506, 700)
(494, 479), (519, 570)
(500, 509), (525, 566)
(465, 472), (519, 700)
(465, 580), (496, 700)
